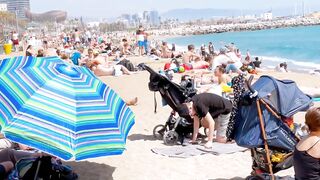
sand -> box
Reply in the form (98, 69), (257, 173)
(63, 57), (319, 180)
(1, 54), (319, 180)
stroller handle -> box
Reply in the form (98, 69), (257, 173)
(246, 75), (258, 98)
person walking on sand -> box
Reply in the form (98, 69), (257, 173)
(177, 93), (232, 148)
(136, 26), (145, 56)
(208, 42), (214, 55)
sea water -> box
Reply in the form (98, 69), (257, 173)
(167, 25), (320, 72)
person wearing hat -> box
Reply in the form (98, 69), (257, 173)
(177, 93), (232, 148)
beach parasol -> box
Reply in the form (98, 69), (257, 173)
(0, 56), (135, 161)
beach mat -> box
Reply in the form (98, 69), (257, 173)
(151, 143), (247, 158)
(196, 142), (248, 155)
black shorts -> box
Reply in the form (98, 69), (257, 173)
(0, 164), (6, 179)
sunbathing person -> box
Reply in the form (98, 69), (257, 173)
(182, 44), (209, 70)
(88, 59), (133, 76)
(293, 107), (320, 180)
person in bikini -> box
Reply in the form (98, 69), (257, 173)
(293, 107), (320, 180)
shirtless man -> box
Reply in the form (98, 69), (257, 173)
(182, 44), (209, 70)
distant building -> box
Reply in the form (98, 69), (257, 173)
(0, 3), (7, 11)
(149, 11), (160, 26)
(0, 0), (30, 18)
(261, 12), (273, 20)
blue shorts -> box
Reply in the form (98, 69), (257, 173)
(138, 41), (145, 47)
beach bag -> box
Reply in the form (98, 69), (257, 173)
(117, 59), (135, 71)
(9, 156), (78, 180)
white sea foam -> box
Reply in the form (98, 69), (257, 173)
(256, 55), (320, 71)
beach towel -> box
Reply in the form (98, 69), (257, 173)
(151, 143), (247, 158)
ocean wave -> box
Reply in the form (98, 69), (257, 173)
(256, 55), (320, 70)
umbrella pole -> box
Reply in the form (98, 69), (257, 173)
(256, 99), (274, 179)
(34, 159), (41, 180)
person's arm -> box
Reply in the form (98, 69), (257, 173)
(192, 116), (200, 142)
(202, 112), (215, 143)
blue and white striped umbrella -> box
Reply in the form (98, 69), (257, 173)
(0, 56), (135, 161)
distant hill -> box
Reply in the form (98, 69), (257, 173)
(161, 8), (295, 21)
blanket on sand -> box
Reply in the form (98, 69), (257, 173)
(151, 143), (247, 158)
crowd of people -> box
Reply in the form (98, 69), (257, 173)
(1, 25), (319, 179)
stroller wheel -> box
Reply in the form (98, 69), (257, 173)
(153, 125), (166, 140)
(163, 131), (179, 145)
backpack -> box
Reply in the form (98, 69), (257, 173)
(117, 59), (135, 71)
(9, 156), (78, 180)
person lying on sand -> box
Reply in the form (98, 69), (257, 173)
(87, 56), (134, 76)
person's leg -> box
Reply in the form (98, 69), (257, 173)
(0, 148), (35, 165)
(192, 61), (209, 69)
(201, 113), (215, 148)
(0, 162), (14, 178)
(0, 139), (12, 150)
(144, 40), (148, 54)
(215, 113), (231, 143)
(119, 65), (131, 75)
(126, 97), (138, 106)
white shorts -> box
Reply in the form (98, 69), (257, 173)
(214, 113), (231, 138)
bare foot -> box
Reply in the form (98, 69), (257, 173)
(126, 97), (138, 106)
(204, 141), (213, 149)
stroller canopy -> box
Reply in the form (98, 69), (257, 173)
(252, 76), (312, 118)
(234, 76), (313, 151)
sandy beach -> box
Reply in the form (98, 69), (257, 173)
(50, 56), (319, 180)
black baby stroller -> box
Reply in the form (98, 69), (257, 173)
(228, 75), (313, 179)
(141, 64), (197, 145)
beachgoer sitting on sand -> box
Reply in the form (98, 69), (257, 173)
(214, 65), (231, 85)
(25, 45), (34, 57)
(60, 53), (73, 64)
(36, 49), (45, 57)
(120, 39), (133, 55)
(253, 57), (262, 68)
(182, 44), (209, 70)
(275, 62), (288, 72)
(160, 42), (173, 58)
(79, 48), (94, 66)
(212, 48), (242, 74)
(293, 107), (320, 180)
(183, 44), (201, 64)
(177, 93), (232, 148)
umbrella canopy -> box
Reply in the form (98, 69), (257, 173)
(0, 56), (135, 161)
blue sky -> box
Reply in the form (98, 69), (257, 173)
(30, 0), (320, 18)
